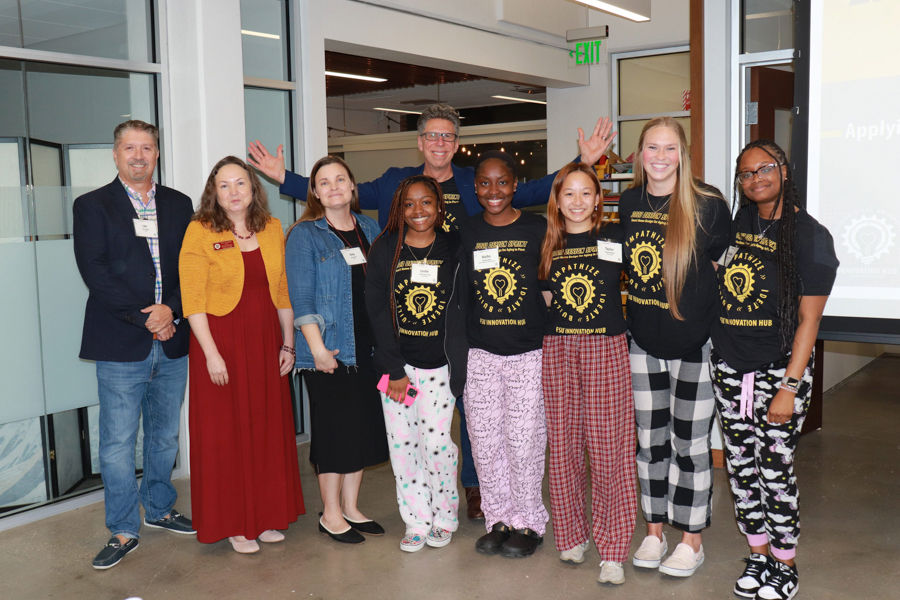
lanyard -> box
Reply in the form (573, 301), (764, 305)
(326, 215), (368, 274)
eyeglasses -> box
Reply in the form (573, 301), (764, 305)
(421, 132), (458, 142)
(737, 163), (780, 183)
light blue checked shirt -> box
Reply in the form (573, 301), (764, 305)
(120, 178), (162, 305)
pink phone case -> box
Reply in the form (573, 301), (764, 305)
(377, 374), (418, 406)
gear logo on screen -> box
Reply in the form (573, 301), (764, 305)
(842, 215), (895, 264)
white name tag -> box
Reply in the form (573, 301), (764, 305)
(340, 247), (367, 265)
(411, 263), (438, 284)
(473, 247), (500, 270)
(718, 245), (738, 267)
(133, 219), (158, 238)
(597, 240), (622, 263)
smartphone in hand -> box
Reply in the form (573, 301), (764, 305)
(376, 374), (418, 406)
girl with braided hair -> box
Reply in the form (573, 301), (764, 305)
(365, 175), (469, 552)
(711, 139), (838, 600)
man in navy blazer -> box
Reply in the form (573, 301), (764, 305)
(73, 120), (196, 570)
(247, 104), (616, 521)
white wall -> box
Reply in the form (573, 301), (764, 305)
(823, 342), (900, 392)
(546, 0), (690, 171)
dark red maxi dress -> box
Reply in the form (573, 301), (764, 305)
(189, 248), (305, 543)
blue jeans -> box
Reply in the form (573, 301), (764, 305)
(97, 341), (187, 539)
(456, 396), (479, 488)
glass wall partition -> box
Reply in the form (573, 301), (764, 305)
(0, 0), (162, 518)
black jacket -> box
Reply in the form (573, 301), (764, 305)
(365, 229), (469, 397)
(73, 177), (194, 362)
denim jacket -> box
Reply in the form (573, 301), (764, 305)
(285, 213), (382, 368)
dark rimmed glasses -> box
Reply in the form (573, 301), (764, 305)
(737, 163), (781, 183)
(420, 132), (459, 142)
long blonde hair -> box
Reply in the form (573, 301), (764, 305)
(630, 117), (722, 320)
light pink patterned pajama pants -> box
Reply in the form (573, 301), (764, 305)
(464, 348), (549, 535)
(381, 364), (459, 536)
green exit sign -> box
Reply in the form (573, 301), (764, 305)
(569, 40), (605, 66)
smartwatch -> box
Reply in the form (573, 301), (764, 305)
(778, 376), (801, 394)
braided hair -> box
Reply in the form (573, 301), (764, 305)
(371, 175), (445, 338)
(733, 139), (799, 356)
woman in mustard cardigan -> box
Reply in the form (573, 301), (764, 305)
(179, 156), (305, 554)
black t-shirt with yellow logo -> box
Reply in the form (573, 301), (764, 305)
(620, 185), (731, 359)
(393, 236), (452, 369)
(462, 210), (548, 356)
(711, 203), (838, 374)
(543, 225), (627, 337)
(439, 176), (468, 232)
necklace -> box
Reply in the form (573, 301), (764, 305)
(756, 209), (777, 239)
(407, 236), (436, 264)
(231, 227), (254, 240)
(646, 190), (671, 217)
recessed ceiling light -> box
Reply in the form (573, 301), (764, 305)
(492, 95), (547, 105)
(327, 71), (387, 83)
(241, 30), (281, 40)
(571, 1), (649, 22)
(373, 107), (421, 115)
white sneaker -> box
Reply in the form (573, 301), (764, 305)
(658, 543), (704, 577)
(632, 533), (668, 568)
(425, 526), (452, 548)
(400, 533), (426, 553)
(559, 540), (589, 564)
(597, 561), (625, 585)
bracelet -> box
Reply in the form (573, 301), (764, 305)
(280, 345), (295, 356)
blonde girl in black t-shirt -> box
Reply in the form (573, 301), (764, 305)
(620, 117), (730, 577)
(538, 163), (636, 585)
(711, 140), (837, 600)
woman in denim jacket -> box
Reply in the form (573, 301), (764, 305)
(285, 156), (389, 545)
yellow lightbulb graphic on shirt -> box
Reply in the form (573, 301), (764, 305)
(724, 263), (755, 303)
(561, 273), (595, 314)
(405, 286), (437, 319)
(484, 267), (517, 305)
(630, 242), (661, 283)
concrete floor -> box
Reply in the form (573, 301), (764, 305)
(2, 356), (899, 600)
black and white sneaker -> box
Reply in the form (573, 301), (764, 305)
(734, 553), (771, 598)
(755, 560), (799, 600)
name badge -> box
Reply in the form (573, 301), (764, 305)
(718, 245), (738, 267)
(340, 247), (367, 265)
(597, 240), (622, 263)
(473, 247), (500, 270)
(213, 240), (235, 250)
(411, 263), (438, 284)
(133, 219), (158, 238)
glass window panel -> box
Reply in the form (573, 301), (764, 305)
(244, 87), (297, 228)
(742, 0), (794, 54)
(618, 52), (690, 117)
(0, 60), (28, 240)
(0, 0), (22, 48)
(240, 0), (289, 81)
(618, 117), (692, 164)
(0, 417), (48, 512)
(19, 0), (153, 62)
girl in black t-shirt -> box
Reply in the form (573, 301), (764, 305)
(538, 163), (636, 585)
(620, 117), (730, 578)
(365, 176), (469, 554)
(460, 151), (549, 559)
(711, 140), (837, 600)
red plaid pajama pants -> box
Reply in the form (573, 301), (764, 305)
(542, 334), (637, 562)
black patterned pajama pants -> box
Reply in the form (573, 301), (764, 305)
(710, 350), (814, 561)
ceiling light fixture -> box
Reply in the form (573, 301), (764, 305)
(241, 30), (281, 40)
(327, 71), (387, 82)
(492, 95), (547, 105)
(373, 107), (421, 115)
(571, 1), (649, 22)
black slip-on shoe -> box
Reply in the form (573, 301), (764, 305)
(343, 515), (385, 536)
(92, 537), (139, 570)
(499, 528), (543, 558)
(143, 511), (195, 535)
(318, 514), (365, 544)
(475, 523), (512, 555)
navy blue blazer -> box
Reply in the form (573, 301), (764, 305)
(280, 158), (580, 230)
(73, 177), (194, 362)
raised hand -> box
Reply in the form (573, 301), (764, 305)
(578, 117), (618, 166)
(247, 140), (286, 184)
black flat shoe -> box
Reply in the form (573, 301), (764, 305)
(343, 515), (385, 536)
(475, 523), (512, 555)
(500, 528), (543, 558)
(318, 514), (365, 544)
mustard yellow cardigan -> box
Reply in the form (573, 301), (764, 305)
(179, 217), (291, 317)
